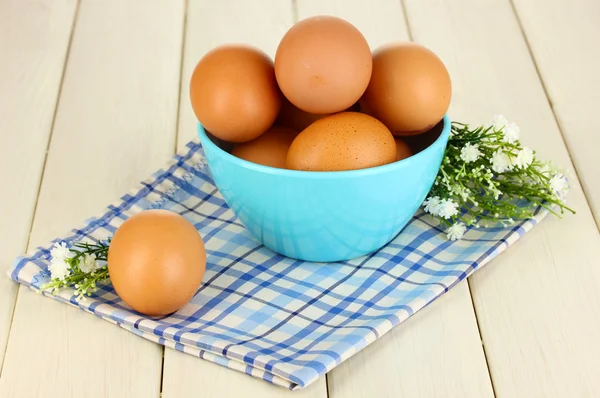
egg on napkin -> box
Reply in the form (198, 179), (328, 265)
(360, 42), (452, 136)
(275, 16), (372, 114)
(189, 44), (281, 143)
(286, 112), (396, 171)
(107, 209), (206, 316)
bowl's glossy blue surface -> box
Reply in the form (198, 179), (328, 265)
(198, 115), (450, 262)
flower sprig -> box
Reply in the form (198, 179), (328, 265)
(424, 114), (575, 240)
(39, 240), (111, 300)
(37, 114), (576, 297)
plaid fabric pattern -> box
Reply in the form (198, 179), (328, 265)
(8, 139), (547, 390)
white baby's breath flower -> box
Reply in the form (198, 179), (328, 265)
(423, 196), (442, 216)
(491, 149), (512, 173)
(515, 147), (534, 169)
(452, 185), (469, 201)
(50, 242), (71, 263)
(460, 143), (482, 163)
(79, 253), (99, 273)
(549, 173), (570, 199)
(540, 164), (551, 175)
(503, 122), (520, 144)
(490, 114), (509, 131)
(492, 187), (502, 200)
(438, 198), (459, 219)
(48, 259), (70, 281)
(446, 222), (467, 241)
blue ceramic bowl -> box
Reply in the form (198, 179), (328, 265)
(197, 115), (450, 262)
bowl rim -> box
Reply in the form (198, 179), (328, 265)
(197, 114), (451, 180)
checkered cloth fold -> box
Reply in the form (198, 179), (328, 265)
(8, 139), (546, 390)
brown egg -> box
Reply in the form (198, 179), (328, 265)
(394, 137), (413, 161)
(275, 16), (372, 114)
(286, 112), (396, 171)
(189, 44), (281, 143)
(276, 97), (362, 132)
(275, 97), (327, 132)
(107, 209), (206, 316)
(402, 120), (445, 154)
(231, 126), (297, 168)
(347, 101), (362, 112)
(360, 42), (452, 136)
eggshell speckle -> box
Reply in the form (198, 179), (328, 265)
(286, 112), (396, 171)
(107, 209), (206, 316)
(231, 126), (297, 168)
(189, 44), (281, 143)
(275, 16), (372, 114)
(360, 42), (451, 136)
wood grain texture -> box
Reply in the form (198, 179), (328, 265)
(403, 0), (600, 396)
(0, 0), (77, 369)
(162, 348), (327, 398)
(511, 0), (600, 223)
(0, 0), (185, 396)
(296, 1), (494, 397)
(165, 1), (330, 396)
(176, 0), (294, 151)
(328, 287), (495, 398)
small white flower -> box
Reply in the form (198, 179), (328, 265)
(490, 114), (509, 131)
(79, 253), (99, 273)
(452, 185), (469, 201)
(446, 222), (467, 241)
(515, 147), (534, 169)
(423, 196), (442, 216)
(48, 259), (70, 281)
(491, 149), (512, 173)
(50, 242), (71, 263)
(460, 143), (482, 163)
(549, 173), (570, 199)
(438, 198), (459, 219)
(503, 122), (520, 143)
(540, 164), (551, 175)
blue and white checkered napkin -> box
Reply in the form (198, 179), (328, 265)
(8, 139), (547, 390)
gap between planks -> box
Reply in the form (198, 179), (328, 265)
(159, 0), (191, 396)
(1, 1), (185, 396)
(0, 0), (81, 375)
(507, 0), (598, 232)
(403, 1), (497, 396)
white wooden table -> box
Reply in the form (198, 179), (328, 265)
(1, 0), (599, 397)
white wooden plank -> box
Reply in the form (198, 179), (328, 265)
(162, 349), (327, 398)
(166, 1), (330, 396)
(176, 0), (294, 151)
(0, 1), (185, 396)
(0, 0), (77, 370)
(403, 0), (600, 396)
(295, 1), (494, 397)
(328, 287), (495, 398)
(511, 0), (600, 222)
